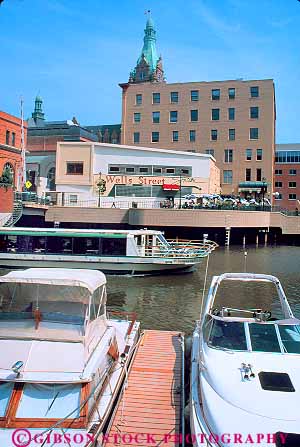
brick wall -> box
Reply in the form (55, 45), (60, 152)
(0, 110), (27, 149)
(0, 186), (13, 212)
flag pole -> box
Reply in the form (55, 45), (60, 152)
(20, 96), (26, 191)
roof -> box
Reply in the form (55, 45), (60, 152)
(0, 268), (106, 293)
(59, 141), (216, 161)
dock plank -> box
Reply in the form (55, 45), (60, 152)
(104, 330), (183, 447)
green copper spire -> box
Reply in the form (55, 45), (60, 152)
(129, 13), (165, 84)
(32, 95), (45, 122)
(137, 15), (159, 72)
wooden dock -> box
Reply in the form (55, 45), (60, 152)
(104, 330), (184, 447)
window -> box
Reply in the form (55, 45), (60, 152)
(246, 149), (252, 161)
(190, 110), (198, 121)
(275, 181), (282, 187)
(126, 167), (135, 173)
(228, 108), (235, 120)
(275, 169), (282, 175)
(246, 168), (251, 182)
(289, 182), (297, 188)
(206, 149), (215, 156)
(191, 90), (199, 101)
(170, 111), (178, 123)
(11, 132), (16, 146)
(228, 88), (235, 99)
(289, 169), (297, 175)
(223, 170), (233, 184)
(250, 86), (259, 98)
(133, 132), (140, 143)
(250, 107), (259, 119)
(5, 130), (10, 145)
(275, 151), (300, 163)
(153, 167), (162, 174)
(289, 194), (297, 200)
(181, 169), (190, 175)
(250, 128), (259, 140)
(152, 92), (160, 104)
(136, 94), (142, 105)
(189, 130), (196, 142)
(47, 167), (55, 190)
(256, 148), (263, 161)
(170, 91), (178, 103)
(152, 131), (159, 143)
(224, 149), (233, 163)
(134, 112), (141, 123)
(109, 166), (120, 173)
(166, 168), (175, 174)
(229, 128), (235, 141)
(211, 129), (218, 141)
(275, 193), (282, 200)
(212, 109), (220, 120)
(172, 130), (179, 142)
(256, 168), (262, 181)
(139, 167), (149, 173)
(66, 162), (83, 175)
(211, 89), (220, 100)
(152, 111), (160, 123)
(69, 194), (78, 204)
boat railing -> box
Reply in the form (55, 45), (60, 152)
(107, 310), (137, 337)
(138, 239), (218, 259)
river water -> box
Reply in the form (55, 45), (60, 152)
(1, 246), (300, 335)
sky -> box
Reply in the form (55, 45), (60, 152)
(0, 0), (299, 143)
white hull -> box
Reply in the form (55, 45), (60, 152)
(0, 253), (197, 274)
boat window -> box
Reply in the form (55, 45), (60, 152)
(16, 383), (81, 418)
(249, 323), (281, 352)
(258, 372), (295, 392)
(90, 285), (106, 320)
(46, 236), (72, 254)
(101, 238), (126, 256)
(203, 315), (213, 341)
(278, 325), (300, 354)
(208, 320), (247, 351)
(0, 382), (14, 416)
(73, 237), (99, 255)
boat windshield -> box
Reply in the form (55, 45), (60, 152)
(207, 318), (300, 354)
(208, 320), (247, 351)
(0, 282), (106, 325)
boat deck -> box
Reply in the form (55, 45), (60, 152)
(104, 330), (184, 447)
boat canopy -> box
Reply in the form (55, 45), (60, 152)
(0, 268), (106, 294)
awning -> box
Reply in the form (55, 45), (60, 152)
(162, 184), (180, 191)
(238, 181), (268, 192)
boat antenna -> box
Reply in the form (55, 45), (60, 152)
(200, 253), (210, 320)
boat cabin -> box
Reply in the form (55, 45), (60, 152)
(0, 268), (115, 429)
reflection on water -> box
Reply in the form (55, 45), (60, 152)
(1, 246), (300, 335)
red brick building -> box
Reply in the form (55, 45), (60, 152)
(274, 144), (300, 211)
(0, 111), (27, 212)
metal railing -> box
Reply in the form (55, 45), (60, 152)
(3, 201), (23, 227)
(137, 239), (218, 260)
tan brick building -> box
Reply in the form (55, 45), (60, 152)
(120, 16), (276, 196)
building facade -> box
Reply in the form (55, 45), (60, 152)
(54, 142), (220, 207)
(274, 144), (300, 210)
(120, 16), (276, 197)
(0, 110), (27, 213)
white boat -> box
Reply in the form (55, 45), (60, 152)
(190, 273), (300, 447)
(0, 227), (217, 275)
(0, 268), (140, 446)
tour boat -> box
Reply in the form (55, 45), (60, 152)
(190, 273), (300, 447)
(0, 227), (217, 275)
(0, 268), (140, 446)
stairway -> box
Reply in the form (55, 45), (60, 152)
(4, 200), (23, 227)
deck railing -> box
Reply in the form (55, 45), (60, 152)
(137, 239), (218, 259)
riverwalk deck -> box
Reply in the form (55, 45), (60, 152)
(104, 330), (184, 447)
